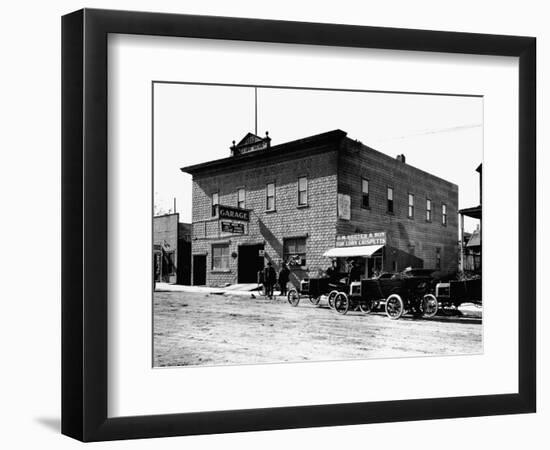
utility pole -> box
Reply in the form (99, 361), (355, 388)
(254, 87), (258, 135)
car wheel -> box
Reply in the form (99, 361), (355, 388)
(287, 289), (300, 307)
(327, 290), (339, 309)
(385, 294), (404, 320)
(334, 292), (349, 315)
(421, 294), (438, 318)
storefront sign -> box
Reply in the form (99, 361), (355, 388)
(337, 193), (351, 220)
(221, 221), (245, 234)
(218, 205), (250, 222)
(336, 232), (387, 247)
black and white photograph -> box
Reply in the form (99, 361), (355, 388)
(152, 83), (483, 367)
(0, 0), (541, 446)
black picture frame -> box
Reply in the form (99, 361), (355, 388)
(62, 8), (536, 442)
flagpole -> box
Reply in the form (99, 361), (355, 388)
(254, 87), (258, 135)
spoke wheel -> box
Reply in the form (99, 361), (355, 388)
(327, 290), (339, 309)
(308, 296), (321, 305)
(287, 289), (300, 307)
(385, 294), (404, 320)
(421, 294), (439, 318)
(359, 299), (373, 314)
(334, 293), (350, 315)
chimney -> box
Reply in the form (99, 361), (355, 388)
(396, 154), (406, 163)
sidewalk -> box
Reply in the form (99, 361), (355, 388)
(154, 282), (262, 297)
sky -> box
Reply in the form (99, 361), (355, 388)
(153, 83), (482, 232)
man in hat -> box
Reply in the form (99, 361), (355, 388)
(278, 262), (290, 297)
(325, 259), (339, 284)
(348, 259), (362, 284)
(263, 261), (277, 299)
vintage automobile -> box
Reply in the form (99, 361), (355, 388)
(332, 268), (439, 319)
(435, 277), (481, 308)
(287, 277), (346, 308)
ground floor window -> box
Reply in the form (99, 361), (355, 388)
(212, 244), (230, 270)
(283, 237), (307, 267)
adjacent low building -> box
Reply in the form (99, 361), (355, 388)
(153, 213), (192, 284)
(181, 130), (459, 287)
(459, 163), (482, 273)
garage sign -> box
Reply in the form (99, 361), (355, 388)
(218, 205), (250, 222)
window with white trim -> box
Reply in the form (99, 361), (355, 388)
(361, 178), (369, 208)
(298, 177), (308, 206)
(212, 244), (229, 270)
(408, 193), (415, 218)
(266, 183), (275, 211)
(387, 187), (394, 213)
(211, 192), (219, 217)
(283, 237), (307, 267)
(237, 188), (245, 209)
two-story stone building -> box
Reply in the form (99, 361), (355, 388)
(181, 130), (458, 287)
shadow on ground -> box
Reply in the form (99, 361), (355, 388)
(35, 417), (60, 433)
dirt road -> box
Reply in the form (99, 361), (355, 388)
(153, 291), (482, 367)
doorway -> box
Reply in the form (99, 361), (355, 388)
(238, 244), (265, 283)
(192, 254), (206, 285)
(367, 256), (383, 278)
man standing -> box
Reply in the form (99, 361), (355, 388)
(326, 259), (338, 283)
(348, 260), (362, 283)
(278, 262), (290, 296)
(264, 261), (277, 299)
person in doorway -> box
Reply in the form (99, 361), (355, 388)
(278, 262), (290, 296)
(264, 261), (277, 299)
(348, 259), (362, 283)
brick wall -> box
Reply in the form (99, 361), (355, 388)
(191, 149), (339, 287)
(337, 139), (459, 275)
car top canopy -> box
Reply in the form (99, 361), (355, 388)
(323, 244), (384, 258)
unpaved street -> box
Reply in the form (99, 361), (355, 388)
(153, 291), (482, 367)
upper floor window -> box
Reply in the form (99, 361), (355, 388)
(266, 183), (275, 211)
(408, 193), (415, 218)
(387, 187), (394, 213)
(442, 203), (447, 225)
(211, 192), (219, 217)
(237, 188), (245, 209)
(426, 199), (432, 222)
(435, 247), (442, 270)
(298, 177), (308, 206)
(361, 178), (369, 208)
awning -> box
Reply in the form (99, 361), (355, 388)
(323, 244), (384, 258)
